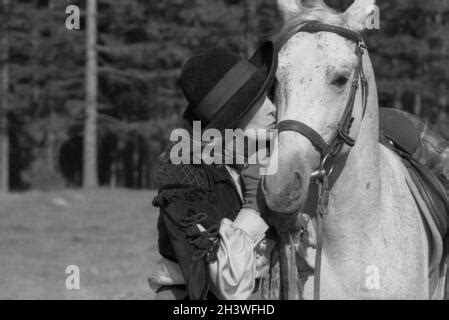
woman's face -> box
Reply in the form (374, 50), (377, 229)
(222, 96), (276, 161)
(237, 96), (277, 141)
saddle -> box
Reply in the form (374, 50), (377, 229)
(379, 108), (449, 273)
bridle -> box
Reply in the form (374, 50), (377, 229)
(274, 21), (369, 300)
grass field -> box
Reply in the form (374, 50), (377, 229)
(0, 189), (159, 300)
(1, 189), (447, 300)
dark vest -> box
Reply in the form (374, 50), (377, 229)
(152, 163), (242, 300)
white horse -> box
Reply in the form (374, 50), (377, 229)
(262, 0), (447, 299)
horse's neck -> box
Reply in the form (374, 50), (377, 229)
(325, 53), (413, 242)
(315, 56), (430, 300)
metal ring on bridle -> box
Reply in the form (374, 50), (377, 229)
(310, 153), (334, 181)
(321, 153), (335, 177)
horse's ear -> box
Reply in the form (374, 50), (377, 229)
(344, 0), (377, 32)
(277, 0), (325, 21)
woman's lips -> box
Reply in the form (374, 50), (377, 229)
(267, 115), (276, 129)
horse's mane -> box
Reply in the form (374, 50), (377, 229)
(273, 2), (346, 48)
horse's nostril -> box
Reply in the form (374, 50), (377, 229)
(288, 171), (303, 201)
(294, 171), (302, 188)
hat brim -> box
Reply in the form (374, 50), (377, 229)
(183, 41), (278, 132)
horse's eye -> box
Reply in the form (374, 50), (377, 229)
(332, 76), (349, 87)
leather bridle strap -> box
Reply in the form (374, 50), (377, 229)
(277, 120), (328, 155)
(299, 22), (364, 44)
(274, 21), (369, 300)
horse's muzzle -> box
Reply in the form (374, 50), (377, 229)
(262, 168), (309, 214)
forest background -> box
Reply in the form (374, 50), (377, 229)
(0, 0), (447, 192)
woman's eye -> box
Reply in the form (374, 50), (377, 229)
(332, 76), (349, 87)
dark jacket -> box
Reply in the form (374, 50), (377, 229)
(152, 162), (242, 300)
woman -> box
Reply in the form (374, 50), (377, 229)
(149, 41), (279, 300)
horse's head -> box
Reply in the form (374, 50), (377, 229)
(263, 0), (377, 214)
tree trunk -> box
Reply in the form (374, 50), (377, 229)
(110, 155), (117, 188)
(0, 0), (10, 193)
(117, 156), (124, 187)
(394, 89), (403, 110)
(83, 0), (99, 188)
(31, 0), (39, 113)
(47, 113), (56, 172)
(436, 11), (447, 119)
(414, 91), (422, 118)
(245, 0), (258, 57)
(140, 161), (147, 189)
(133, 141), (139, 188)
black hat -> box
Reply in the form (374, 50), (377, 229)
(180, 41), (277, 131)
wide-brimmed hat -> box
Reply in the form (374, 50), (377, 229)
(180, 41), (277, 131)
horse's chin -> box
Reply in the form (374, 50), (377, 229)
(265, 199), (305, 216)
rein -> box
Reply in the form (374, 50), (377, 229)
(274, 21), (369, 300)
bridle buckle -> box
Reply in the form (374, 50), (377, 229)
(358, 42), (369, 50)
(311, 169), (327, 181)
(311, 153), (334, 182)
